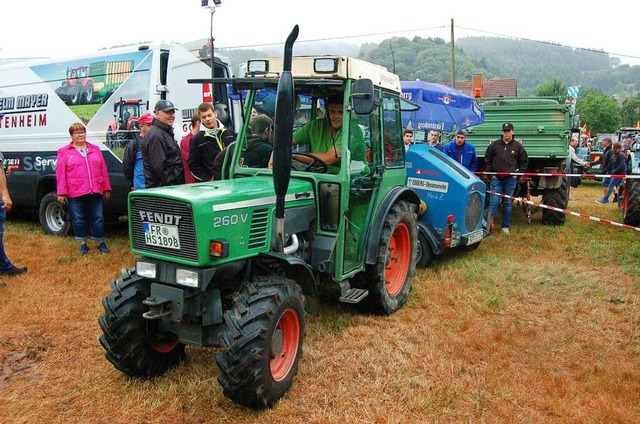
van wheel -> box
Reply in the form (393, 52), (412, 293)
(39, 192), (70, 236)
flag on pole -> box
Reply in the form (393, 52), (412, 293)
(566, 86), (579, 113)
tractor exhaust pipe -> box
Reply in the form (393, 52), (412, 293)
(272, 25), (299, 252)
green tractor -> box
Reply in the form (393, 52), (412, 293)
(99, 27), (420, 409)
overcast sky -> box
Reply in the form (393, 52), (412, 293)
(1, 0), (638, 65)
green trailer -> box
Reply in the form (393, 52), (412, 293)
(466, 96), (575, 225)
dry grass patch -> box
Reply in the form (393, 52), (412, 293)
(1, 181), (639, 423)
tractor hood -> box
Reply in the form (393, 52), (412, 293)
(128, 176), (315, 266)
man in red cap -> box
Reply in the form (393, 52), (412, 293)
(123, 112), (153, 190)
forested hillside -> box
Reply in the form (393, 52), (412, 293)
(222, 36), (639, 99)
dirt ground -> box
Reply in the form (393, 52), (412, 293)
(1, 181), (639, 423)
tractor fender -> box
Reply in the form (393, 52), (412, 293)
(259, 252), (320, 315)
(417, 221), (444, 255)
(365, 187), (421, 265)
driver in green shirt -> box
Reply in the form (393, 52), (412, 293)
(292, 94), (367, 174)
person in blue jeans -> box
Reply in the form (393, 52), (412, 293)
(484, 122), (529, 235)
(56, 123), (112, 254)
(0, 151), (28, 287)
(596, 141), (627, 204)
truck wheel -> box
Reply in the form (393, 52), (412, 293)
(39, 192), (71, 236)
(217, 276), (305, 409)
(416, 231), (434, 268)
(358, 200), (417, 315)
(623, 179), (640, 226)
(99, 271), (185, 378)
(541, 178), (567, 225)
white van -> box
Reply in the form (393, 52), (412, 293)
(0, 43), (233, 234)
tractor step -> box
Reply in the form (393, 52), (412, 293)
(339, 288), (368, 304)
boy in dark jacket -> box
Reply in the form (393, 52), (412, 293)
(122, 112), (153, 190)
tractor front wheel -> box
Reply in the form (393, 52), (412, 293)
(358, 200), (417, 315)
(99, 271), (185, 378)
(217, 276), (305, 409)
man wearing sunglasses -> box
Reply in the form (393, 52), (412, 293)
(484, 122), (529, 235)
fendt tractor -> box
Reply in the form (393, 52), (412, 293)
(466, 96), (577, 225)
(99, 27), (423, 408)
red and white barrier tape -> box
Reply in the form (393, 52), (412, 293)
(488, 191), (640, 232)
(476, 171), (639, 179)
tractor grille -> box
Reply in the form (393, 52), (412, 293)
(130, 197), (198, 261)
(465, 192), (483, 232)
(248, 208), (269, 249)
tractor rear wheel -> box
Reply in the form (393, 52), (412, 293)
(358, 200), (417, 315)
(541, 178), (567, 225)
(99, 271), (185, 378)
(217, 275), (305, 409)
(623, 179), (640, 226)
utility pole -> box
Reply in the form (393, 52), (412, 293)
(451, 18), (455, 88)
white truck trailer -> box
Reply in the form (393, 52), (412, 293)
(0, 43), (234, 234)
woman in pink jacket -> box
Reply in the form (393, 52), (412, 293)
(56, 123), (112, 255)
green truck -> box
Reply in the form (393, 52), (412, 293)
(466, 96), (575, 225)
(99, 27), (422, 408)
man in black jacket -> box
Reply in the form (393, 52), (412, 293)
(188, 102), (236, 182)
(142, 100), (185, 188)
(484, 122), (529, 235)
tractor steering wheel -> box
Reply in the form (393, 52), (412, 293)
(291, 152), (329, 173)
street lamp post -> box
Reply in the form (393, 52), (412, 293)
(201, 0), (221, 81)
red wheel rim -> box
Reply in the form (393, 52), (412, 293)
(149, 334), (179, 353)
(385, 222), (411, 296)
(147, 321), (179, 353)
(270, 308), (300, 382)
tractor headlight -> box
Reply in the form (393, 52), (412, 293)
(136, 260), (157, 279)
(176, 269), (199, 288)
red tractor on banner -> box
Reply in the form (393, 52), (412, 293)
(105, 98), (149, 148)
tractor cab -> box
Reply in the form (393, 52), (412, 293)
(212, 55), (417, 280)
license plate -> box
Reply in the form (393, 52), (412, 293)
(143, 222), (181, 250)
(465, 229), (484, 245)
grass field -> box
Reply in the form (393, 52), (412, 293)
(0, 180), (638, 423)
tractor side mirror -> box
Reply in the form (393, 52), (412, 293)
(352, 79), (374, 115)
